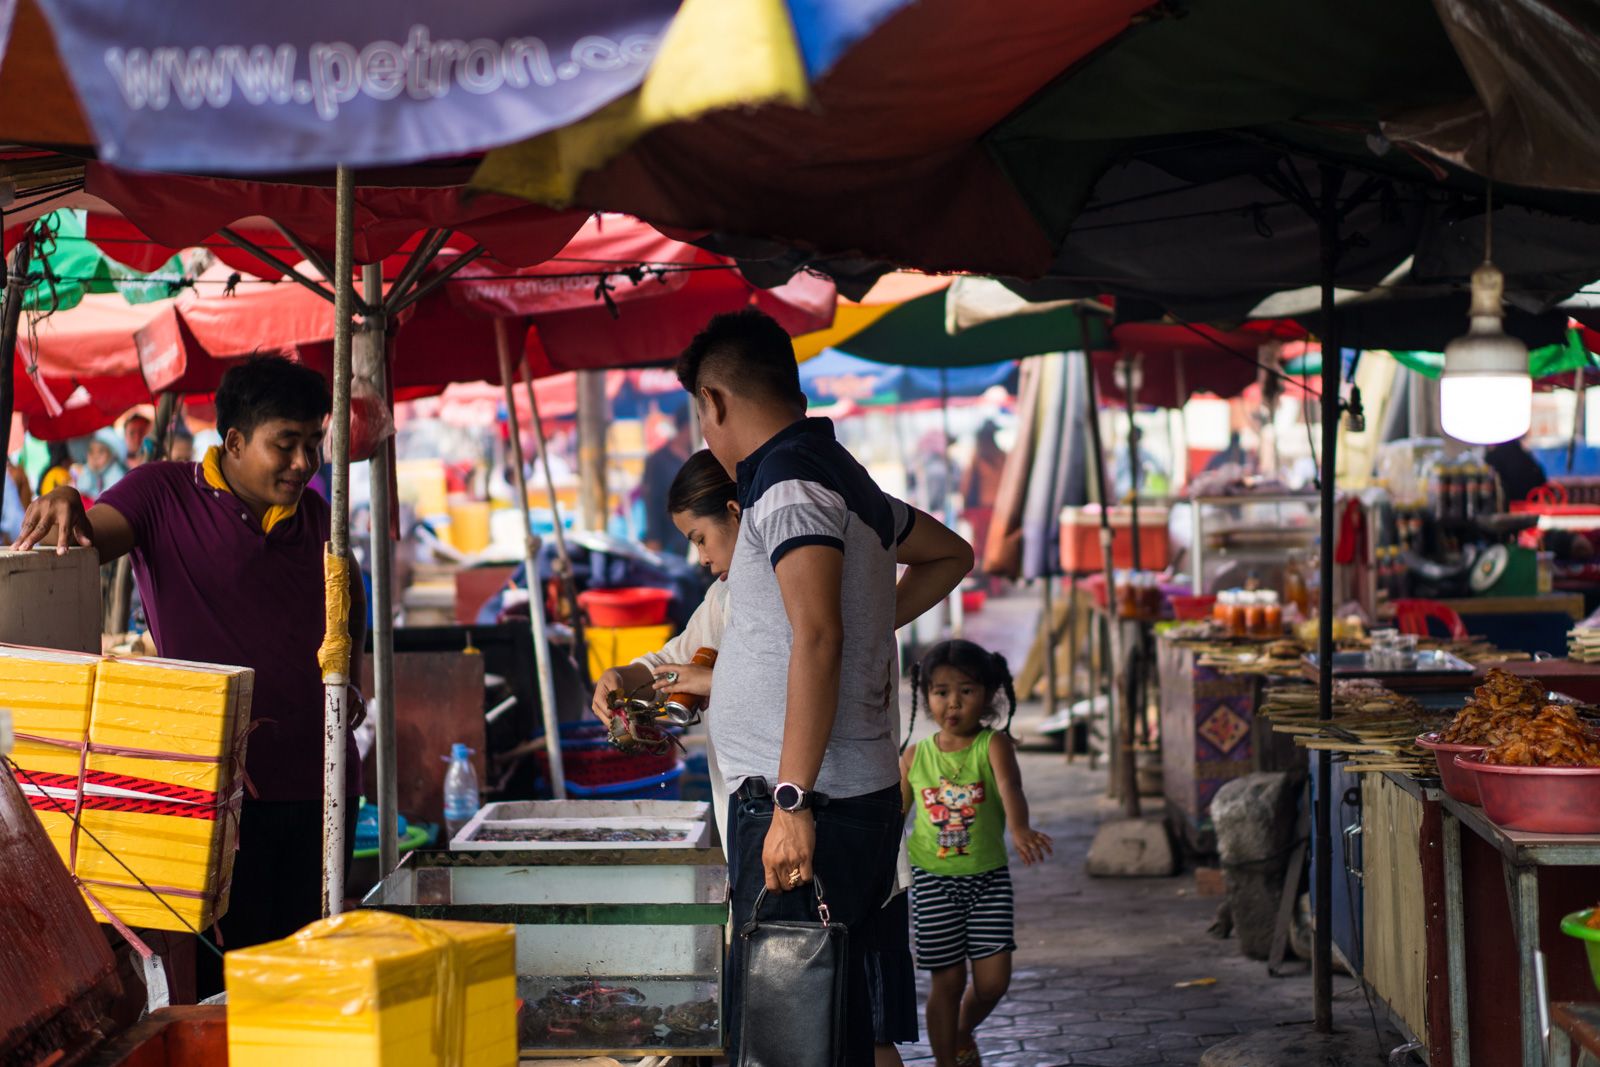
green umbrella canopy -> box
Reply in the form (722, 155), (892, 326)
(18, 211), (184, 312)
(832, 290), (1109, 368)
(1286, 329), (1598, 381)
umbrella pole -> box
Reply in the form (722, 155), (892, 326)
(496, 320), (567, 799)
(1121, 362), (1147, 756)
(363, 264), (400, 878)
(1080, 350), (1133, 814)
(1313, 165), (1345, 1035)
(0, 229), (33, 535)
(521, 357), (586, 683)
(940, 367), (963, 637)
(320, 165), (356, 918)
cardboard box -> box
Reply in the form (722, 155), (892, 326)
(0, 548), (101, 654)
(226, 912), (517, 1067)
(0, 645), (253, 932)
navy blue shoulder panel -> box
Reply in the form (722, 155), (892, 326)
(744, 433), (897, 550)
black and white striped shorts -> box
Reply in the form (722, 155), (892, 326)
(909, 865), (1017, 971)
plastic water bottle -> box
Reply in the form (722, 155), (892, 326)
(442, 743), (480, 842)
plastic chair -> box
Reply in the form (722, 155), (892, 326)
(1393, 598), (1468, 640)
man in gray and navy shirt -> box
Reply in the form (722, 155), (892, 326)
(677, 310), (972, 1066)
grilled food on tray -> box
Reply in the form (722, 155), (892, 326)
(1438, 668), (1546, 745)
(1482, 704), (1600, 767)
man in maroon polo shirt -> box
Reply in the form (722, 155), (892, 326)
(13, 355), (364, 995)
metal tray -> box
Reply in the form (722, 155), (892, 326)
(1302, 649), (1476, 681)
(453, 799), (712, 851)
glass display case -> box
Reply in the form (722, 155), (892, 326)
(363, 847), (727, 1059)
(1185, 493), (1320, 594)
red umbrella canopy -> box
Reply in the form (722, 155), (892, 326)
(1091, 323), (1282, 408)
(85, 163), (589, 272)
(134, 214), (836, 393)
(10, 294), (176, 439)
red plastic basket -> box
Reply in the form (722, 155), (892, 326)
(578, 587), (674, 627)
(1170, 595), (1217, 622)
(536, 745), (679, 787)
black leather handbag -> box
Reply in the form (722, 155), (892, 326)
(736, 876), (850, 1067)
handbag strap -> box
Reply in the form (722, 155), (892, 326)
(749, 873), (834, 926)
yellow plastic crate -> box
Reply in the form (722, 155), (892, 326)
(227, 911), (517, 1067)
(0, 644), (253, 932)
(586, 623), (674, 677)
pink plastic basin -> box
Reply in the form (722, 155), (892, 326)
(1454, 754), (1600, 834)
(1416, 733), (1488, 805)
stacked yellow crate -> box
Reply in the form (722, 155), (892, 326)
(0, 645), (100, 861)
(78, 656), (253, 930)
(226, 912), (518, 1067)
(0, 644), (253, 931)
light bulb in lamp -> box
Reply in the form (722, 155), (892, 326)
(1440, 262), (1530, 445)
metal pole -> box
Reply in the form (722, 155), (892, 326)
(497, 319), (567, 799)
(577, 369), (608, 531)
(940, 367), (963, 637)
(1081, 348), (1135, 814)
(363, 263), (400, 878)
(1313, 164), (1344, 1034)
(521, 361), (575, 578)
(1123, 360), (1142, 572)
(0, 229), (33, 534)
(521, 355), (586, 681)
(321, 165), (355, 918)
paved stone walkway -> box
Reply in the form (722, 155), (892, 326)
(893, 752), (1390, 1066)
(891, 594), (1399, 1066)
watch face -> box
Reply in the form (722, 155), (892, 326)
(775, 784), (802, 810)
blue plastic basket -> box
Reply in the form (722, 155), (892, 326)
(564, 762), (685, 800)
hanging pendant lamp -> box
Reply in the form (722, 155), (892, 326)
(1440, 180), (1530, 445)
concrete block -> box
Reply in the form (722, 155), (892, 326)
(1211, 772), (1301, 960)
(1086, 817), (1178, 877)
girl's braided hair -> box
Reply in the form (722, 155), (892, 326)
(904, 639), (1018, 752)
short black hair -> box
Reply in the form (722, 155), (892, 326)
(675, 309), (805, 415)
(666, 449), (736, 520)
(216, 355), (331, 441)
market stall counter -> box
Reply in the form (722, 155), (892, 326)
(1157, 633), (1304, 852)
(1272, 669), (1600, 1066)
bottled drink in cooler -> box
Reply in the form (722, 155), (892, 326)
(443, 742), (481, 842)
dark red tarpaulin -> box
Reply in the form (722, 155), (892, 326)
(85, 163), (589, 270)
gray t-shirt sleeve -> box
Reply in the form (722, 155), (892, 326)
(889, 494), (916, 546)
(746, 478), (849, 568)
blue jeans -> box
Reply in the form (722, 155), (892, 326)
(726, 781), (902, 1066)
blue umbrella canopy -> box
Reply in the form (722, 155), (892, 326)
(799, 349), (1015, 407)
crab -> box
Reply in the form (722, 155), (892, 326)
(605, 685), (691, 755)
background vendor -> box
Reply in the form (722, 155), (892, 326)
(12, 355), (365, 997)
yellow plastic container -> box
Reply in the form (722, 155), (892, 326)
(226, 911), (517, 1067)
(586, 623), (674, 677)
(0, 645), (253, 932)
(0, 645), (99, 779)
(447, 500), (492, 554)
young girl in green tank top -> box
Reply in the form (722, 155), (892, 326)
(900, 640), (1053, 1067)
